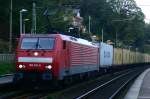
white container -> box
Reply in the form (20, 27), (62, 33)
(99, 42), (113, 67)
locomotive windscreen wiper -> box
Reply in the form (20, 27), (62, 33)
(36, 38), (48, 51)
(35, 38), (39, 49)
(35, 38), (45, 50)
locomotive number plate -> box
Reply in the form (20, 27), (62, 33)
(29, 64), (41, 67)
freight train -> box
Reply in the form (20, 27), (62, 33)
(14, 34), (150, 82)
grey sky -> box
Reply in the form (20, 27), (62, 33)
(135, 0), (150, 23)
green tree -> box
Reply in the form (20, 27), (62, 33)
(0, 0), (148, 52)
(80, 0), (145, 50)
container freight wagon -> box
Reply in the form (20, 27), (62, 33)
(129, 51), (136, 64)
(113, 48), (149, 66)
(113, 48), (123, 66)
(144, 54), (149, 63)
(99, 42), (113, 68)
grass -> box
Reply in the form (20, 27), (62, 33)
(0, 62), (15, 75)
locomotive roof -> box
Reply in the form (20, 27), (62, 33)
(21, 34), (98, 47)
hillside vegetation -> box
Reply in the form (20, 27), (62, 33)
(0, 0), (150, 53)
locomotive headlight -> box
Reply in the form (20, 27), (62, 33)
(18, 64), (26, 69)
(34, 52), (39, 56)
(45, 65), (52, 70)
(19, 65), (23, 68)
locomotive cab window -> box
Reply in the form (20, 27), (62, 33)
(21, 37), (55, 50)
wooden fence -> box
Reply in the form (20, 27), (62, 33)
(0, 54), (15, 62)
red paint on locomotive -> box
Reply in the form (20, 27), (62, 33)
(15, 34), (99, 81)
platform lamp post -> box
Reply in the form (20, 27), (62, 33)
(9, 0), (13, 53)
(20, 9), (28, 35)
(23, 19), (30, 34)
(31, 1), (36, 34)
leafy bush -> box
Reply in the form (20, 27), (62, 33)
(0, 62), (15, 75)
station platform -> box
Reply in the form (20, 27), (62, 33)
(0, 75), (13, 84)
(124, 68), (150, 99)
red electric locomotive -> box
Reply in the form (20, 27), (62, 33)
(14, 34), (99, 82)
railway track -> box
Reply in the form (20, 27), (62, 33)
(0, 73), (54, 99)
(47, 67), (147, 99)
(0, 69), (128, 99)
(11, 92), (47, 99)
(75, 68), (144, 99)
(0, 77), (47, 99)
(0, 67), (147, 99)
(0, 92), (47, 99)
(0, 87), (49, 99)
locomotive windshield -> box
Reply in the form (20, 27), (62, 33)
(21, 37), (55, 50)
